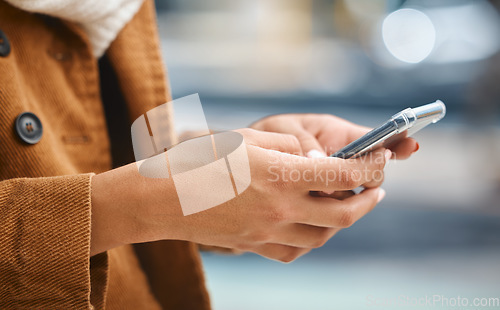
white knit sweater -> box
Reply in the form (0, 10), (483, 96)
(6, 0), (145, 57)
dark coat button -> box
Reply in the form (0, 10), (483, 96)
(15, 112), (43, 144)
(0, 29), (11, 57)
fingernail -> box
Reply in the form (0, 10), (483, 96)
(384, 150), (392, 162)
(414, 142), (420, 153)
(307, 149), (326, 158)
(377, 188), (386, 203)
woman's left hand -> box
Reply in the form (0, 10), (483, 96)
(250, 113), (419, 160)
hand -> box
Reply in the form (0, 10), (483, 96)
(91, 129), (388, 262)
(251, 114), (419, 159)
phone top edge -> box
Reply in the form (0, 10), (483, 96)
(432, 100), (446, 123)
(390, 100), (446, 134)
(412, 100), (446, 122)
(330, 100), (446, 159)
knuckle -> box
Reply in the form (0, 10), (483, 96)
(283, 134), (301, 155)
(234, 242), (254, 251)
(279, 248), (300, 263)
(267, 205), (291, 224)
(311, 229), (332, 248)
(378, 157), (386, 170)
(249, 231), (271, 243)
(338, 208), (356, 228)
(311, 238), (326, 249)
(270, 176), (291, 192)
(369, 169), (385, 186)
(375, 158), (386, 172)
(339, 167), (360, 189)
(280, 256), (295, 263)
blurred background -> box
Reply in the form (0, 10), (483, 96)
(155, 0), (500, 309)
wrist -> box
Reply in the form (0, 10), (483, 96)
(90, 162), (184, 256)
(89, 163), (148, 255)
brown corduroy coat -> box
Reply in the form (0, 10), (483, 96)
(0, 1), (211, 309)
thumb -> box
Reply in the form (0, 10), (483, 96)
(296, 130), (326, 158)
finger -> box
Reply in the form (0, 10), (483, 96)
(286, 148), (389, 191)
(362, 170), (384, 188)
(273, 223), (339, 248)
(238, 128), (303, 156)
(251, 243), (310, 263)
(295, 187), (386, 228)
(387, 137), (418, 160)
(294, 130), (326, 158)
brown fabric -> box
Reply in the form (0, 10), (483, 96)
(105, 246), (161, 310)
(0, 175), (93, 309)
(0, 0), (211, 309)
(134, 241), (211, 310)
(89, 252), (109, 308)
(105, 0), (173, 124)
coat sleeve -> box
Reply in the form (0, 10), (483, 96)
(0, 174), (106, 309)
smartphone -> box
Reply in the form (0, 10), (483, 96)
(331, 100), (446, 159)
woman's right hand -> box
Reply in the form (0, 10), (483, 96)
(90, 129), (388, 262)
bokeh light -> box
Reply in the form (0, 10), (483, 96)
(382, 8), (436, 64)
